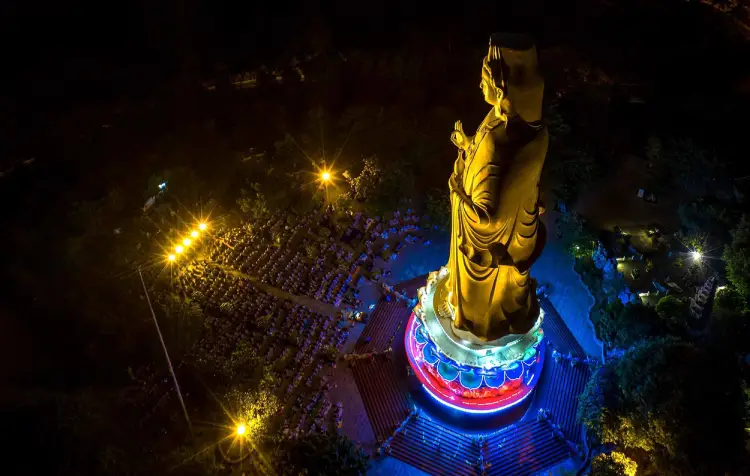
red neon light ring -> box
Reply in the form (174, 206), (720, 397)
(405, 311), (543, 413)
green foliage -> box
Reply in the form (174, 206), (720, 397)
(680, 232), (708, 255)
(654, 295), (690, 337)
(305, 242), (320, 258)
(590, 452), (637, 476)
(425, 188), (451, 231)
(274, 432), (370, 476)
(221, 368), (280, 439)
(237, 181), (269, 219)
(222, 340), (261, 383)
(709, 286), (750, 357)
(579, 338), (747, 475)
(348, 155), (382, 203)
(723, 215), (750, 300)
(596, 301), (663, 349)
(644, 258), (654, 273)
(557, 212), (597, 258)
(346, 154), (414, 215)
(697, 0), (740, 14)
(713, 286), (748, 317)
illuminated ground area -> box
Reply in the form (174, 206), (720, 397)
(350, 277), (590, 476)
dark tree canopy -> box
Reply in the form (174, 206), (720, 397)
(579, 338), (747, 475)
(273, 432), (370, 476)
(724, 215), (750, 300)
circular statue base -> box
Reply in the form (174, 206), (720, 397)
(405, 267), (545, 414)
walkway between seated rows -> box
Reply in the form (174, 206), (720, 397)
(211, 262), (340, 317)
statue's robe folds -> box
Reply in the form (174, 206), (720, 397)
(447, 114), (548, 342)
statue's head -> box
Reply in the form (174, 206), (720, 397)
(481, 33), (544, 124)
(480, 57), (508, 111)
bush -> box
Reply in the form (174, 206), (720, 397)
(654, 295), (690, 337)
(579, 338), (747, 475)
(723, 215), (750, 300)
(590, 452), (637, 476)
(596, 302), (662, 349)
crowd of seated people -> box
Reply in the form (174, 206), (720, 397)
(174, 262), (349, 436)
(203, 208), (425, 306)
(158, 208), (428, 438)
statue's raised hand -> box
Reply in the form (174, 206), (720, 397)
(451, 120), (469, 150)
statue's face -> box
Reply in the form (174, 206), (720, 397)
(480, 71), (501, 107)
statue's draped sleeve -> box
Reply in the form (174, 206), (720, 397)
(462, 139), (500, 227)
(458, 130), (511, 268)
(458, 124), (547, 269)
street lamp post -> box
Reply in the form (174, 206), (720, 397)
(137, 267), (193, 437)
(320, 169), (333, 210)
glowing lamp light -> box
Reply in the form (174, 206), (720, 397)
(691, 250), (702, 261)
(168, 254), (176, 262)
(182, 238), (192, 246)
(175, 245), (184, 254)
(190, 230), (199, 238)
(198, 223), (207, 231)
(158, 182), (166, 190)
(236, 423), (247, 436)
(321, 171), (332, 182)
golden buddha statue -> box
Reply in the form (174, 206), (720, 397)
(440, 33), (548, 343)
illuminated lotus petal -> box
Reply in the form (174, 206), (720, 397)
(459, 370), (482, 389)
(504, 362), (524, 380)
(483, 373), (506, 388)
(437, 361), (459, 382)
(523, 348), (537, 366)
(422, 342), (439, 365)
(436, 352), (454, 364)
(415, 327), (428, 345)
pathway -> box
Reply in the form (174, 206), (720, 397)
(535, 212), (602, 358)
(214, 263), (339, 316)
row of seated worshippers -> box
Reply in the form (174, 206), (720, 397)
(206, 212), (354, 305)
(175, 262), (350, 437)
(204, 208), (427, 307)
